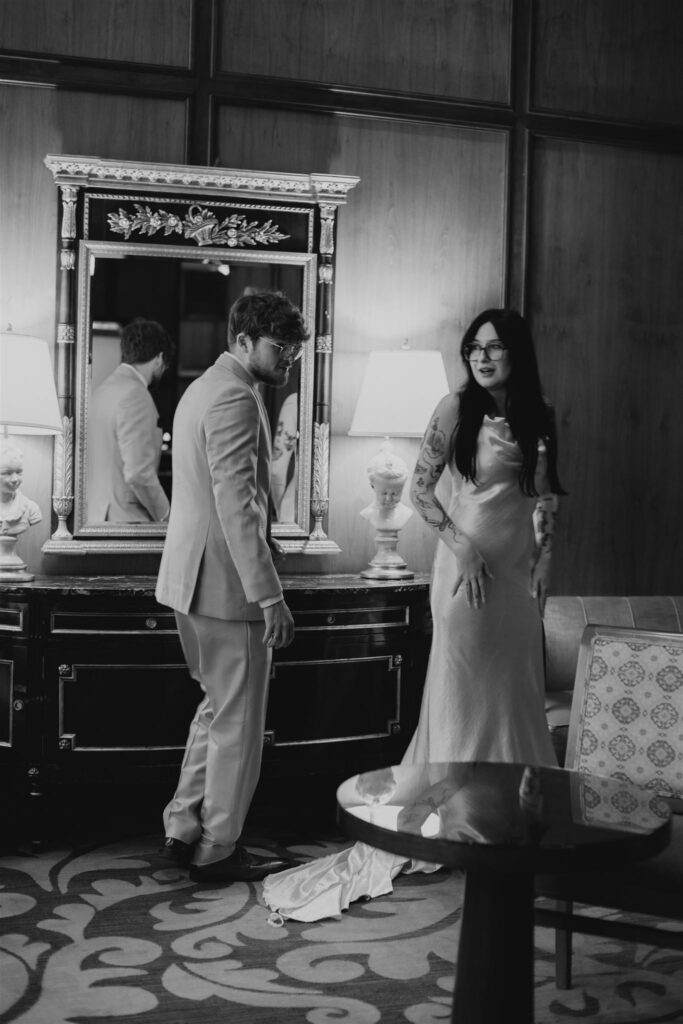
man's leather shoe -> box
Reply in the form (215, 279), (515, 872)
(189, 846), (298, 883)
(155, 837), (194, 867)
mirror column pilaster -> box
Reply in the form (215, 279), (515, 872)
(310, 202), (336, 544)
(52, 184), (78, 544)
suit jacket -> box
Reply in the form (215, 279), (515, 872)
(155, 352), (282, 620)
(87, 363), (169, 523)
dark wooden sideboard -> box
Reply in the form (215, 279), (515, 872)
(0, 574), (431, 836)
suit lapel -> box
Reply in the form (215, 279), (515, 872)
(252, 385), (272, 453)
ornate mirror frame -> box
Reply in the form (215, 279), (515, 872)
(42, 155), (359, 555)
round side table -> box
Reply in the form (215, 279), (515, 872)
(337, 761), (671, 1024)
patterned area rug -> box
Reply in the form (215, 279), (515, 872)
(2, 832), (683, 1024)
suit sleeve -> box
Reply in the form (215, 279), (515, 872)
(116, 388), (170, 521)
(204, 385), (281, 604)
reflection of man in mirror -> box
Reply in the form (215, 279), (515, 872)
(270, 391), (298, 521)
(87, 318), (173, 523)
(156, 290), (310, 882)
(0, 443), (42, 536)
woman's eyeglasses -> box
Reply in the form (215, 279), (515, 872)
(262, 338), (304, 362)
(463, 342), (507, 362)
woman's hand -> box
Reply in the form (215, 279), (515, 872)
(529, 548), (551, 615)
(453, 539), (493, 608)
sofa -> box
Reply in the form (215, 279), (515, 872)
(543, 595), (683, 764)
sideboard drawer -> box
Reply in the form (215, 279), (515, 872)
(0, 602), (29, 637)
(45, 651), (199, 756)
(49, 609), (178, 635)
(293, 605), (408, 630)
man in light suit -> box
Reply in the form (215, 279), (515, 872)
(87, 319), (172, 523)
(156, 290), (308, 883)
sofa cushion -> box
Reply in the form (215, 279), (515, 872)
(543, 596), (683, 694)
(628, 595), (683, 631)
(543, 598), (590, 694)
(545, 691), (573, 731)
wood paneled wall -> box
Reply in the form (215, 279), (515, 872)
(532, 0), (683, 124)
(217, 0), (511, 102)
(0, 0), (193, 65)
(0, 0), (681, 593)
(530, 139), (683, 593)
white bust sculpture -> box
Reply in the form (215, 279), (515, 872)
(0, 442), (42, 538)
(360, 445), (413, 531)
(0, 442), (42, 582)
(359, 444), (414, 579)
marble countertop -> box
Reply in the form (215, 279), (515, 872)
(0, 573), (432, 597)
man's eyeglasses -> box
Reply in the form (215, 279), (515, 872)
(262, 338), (304, 362)
(463, 342), (507, 362)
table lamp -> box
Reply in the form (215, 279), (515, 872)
(349, 344), (449, 579)
(0, 329), (62, 580)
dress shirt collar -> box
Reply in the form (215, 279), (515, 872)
(119, 362), (148, 389)
(217, 350), (256, 385)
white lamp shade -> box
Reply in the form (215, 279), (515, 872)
(348, 348), (449, 437)
(0, 332), (62, 435)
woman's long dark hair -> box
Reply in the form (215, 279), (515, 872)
(449, 309), (566, 496)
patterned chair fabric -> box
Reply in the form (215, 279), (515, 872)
(566, 626), (683, 804)
(542, 597), (683, 765)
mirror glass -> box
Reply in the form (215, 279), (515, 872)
(81, 250), (308, 529)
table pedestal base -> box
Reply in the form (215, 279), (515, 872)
(453, 868), (535, 1024)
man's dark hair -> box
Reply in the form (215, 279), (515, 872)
(227, 290), (309, 349)
(120, 318), (175, 365)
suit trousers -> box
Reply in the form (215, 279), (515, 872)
(164, 611), (271, 866)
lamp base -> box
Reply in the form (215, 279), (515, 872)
(360, 524), (414, 581)
(0, 535), (35, 582)
(361, 565), (414, 581)
(0, 568), (35, 582)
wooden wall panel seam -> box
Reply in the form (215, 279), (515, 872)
(0, 56), (519, 129)
(526, 115), (683, 155)
(188, 0), (218, 163)
(210, 74), (515, 124)
(506, 0), (533, 311)
(2, 55), (681, 153)
(0, 49), (195, 76)
(0, 55), (195, 99)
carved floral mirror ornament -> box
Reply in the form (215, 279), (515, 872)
(43, 155), (359, 555)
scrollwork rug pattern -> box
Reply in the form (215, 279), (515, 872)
(1, 834), (682, 1023)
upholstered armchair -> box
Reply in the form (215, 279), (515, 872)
(536, 624), (683, 988)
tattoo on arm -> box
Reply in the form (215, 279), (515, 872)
(411, 415), (462, 544)
(533, 495), (558, 555)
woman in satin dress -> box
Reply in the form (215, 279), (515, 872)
(262, 308), (566, 921)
